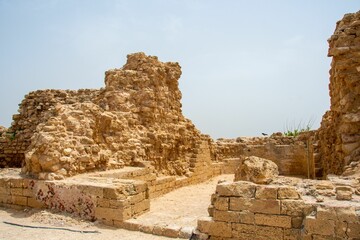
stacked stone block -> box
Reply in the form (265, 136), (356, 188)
(197, 180), (360, 239)
(0, 52), (215, 180)
(214, 133), (315, 177)
(317, 11), (360, 176)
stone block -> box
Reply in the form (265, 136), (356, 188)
(103, 187), (126, 200)
(254, 213), (292, 228)
(336, 190), (352, 200)
(27, 197), (45, 208)
(95, 206), (132, 221)
(113, 220), (139, 230)
(347, 223), (360, 238)
(233, 223), (283, 240)
(129, 192), (146, 204)
(179, 226), (194, 239)
(229, 197), (252, 211)
(80, 186), (103, 198)
(10, 179), (23, 188)
(0, 193), (11, 204)
(97, 198), (110, 208)
(316, 207), (337, 220)
(10, 188), (23, 196)
(139, 223), (154, 234)
(132, 199), (150, 215)
(22, 188), (33, 197)
(109, 199), (129, 208)
(335, 207), (358, 222)
(291, 216), (303, 228)
(335, 221), (348, 238)
(0, 179), (10, 189)
(235, 156), (279, 184)
(0, 187), (10, 195)
(216, 181), (256, 198)
(281, 200), (312, 216)
(255, 185), (277, 199)
(152, 225), (165, 236)
(304, 216), (335, 236)
(283, 228), (301, 240)
(162, 225), (181, 238)
(277, 187), (300, 199)
(230, 198), (280, 214)
(214, 197), (228, 211)
(11, 195), (27, 206)
(197, 216), (213, 234)
(252, 199), (281, 214)
(207, 221), (232, 238)
(197, 217), (232, 237)
(213, 210), (254, 224)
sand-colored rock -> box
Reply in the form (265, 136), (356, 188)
(234, 156), (279, 184)
(316, 11), (360, 176)
(15, 53), (209, 179)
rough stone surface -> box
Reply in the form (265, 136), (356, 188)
(317, 11), (360, 177)
(213, 133), (314, 176)
(7, 52), (211, 179)
(234, 156), (279, 184)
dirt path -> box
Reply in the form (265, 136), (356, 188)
(132, 174), (233, 227)
(0, 174), (234, 240)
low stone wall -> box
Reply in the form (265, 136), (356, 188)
(0, 168), (149, 222)
(0, 90), (99, 169)
(214, 133), (315, 177)
(0, 162), (223, 234)
(196, 178), (360, 239)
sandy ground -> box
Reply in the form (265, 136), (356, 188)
(0, 174), (234, 240)
(131, 174), (234, 228)
(0, 207), (171, 240)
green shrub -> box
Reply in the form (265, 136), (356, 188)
(284, 119), (314, 137)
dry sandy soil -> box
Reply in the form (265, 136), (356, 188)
(0, 174), (234, 240)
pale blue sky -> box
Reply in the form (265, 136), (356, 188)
(0, 1), (359, 138)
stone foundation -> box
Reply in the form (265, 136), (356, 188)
(0, 162), (223, 228)
(196, 176), (360, 239)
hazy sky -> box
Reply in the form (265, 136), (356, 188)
(0, 1), (359, 138)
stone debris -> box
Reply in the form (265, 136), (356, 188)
(234, 156), (279, 184)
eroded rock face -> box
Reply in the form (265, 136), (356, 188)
(317, 11), (360, 176)
(234, 156), (279, 184)
(21, 53), (206, 179)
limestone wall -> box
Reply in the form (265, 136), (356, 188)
(0, 126), (24, 168)
(2, 53), (210, 180)
(317, 11), (360, 176)
(0, 90), (100, 168)
(196, 177), (360, 239)
(214, 133), (314, 176)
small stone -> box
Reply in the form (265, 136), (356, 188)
(316, 196), (324, 202)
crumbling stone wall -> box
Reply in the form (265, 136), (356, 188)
(0, 90), (100, 169)
(14, 53), (207, 180)
(317, 11), (360, 176)
(0, 126), (24, 167)
(214, 133), (314, 176)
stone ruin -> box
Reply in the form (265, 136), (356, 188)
(2, 52), (213, 180)
(0, 11), (360, 240)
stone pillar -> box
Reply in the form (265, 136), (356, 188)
(317, 11), (360, 176)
